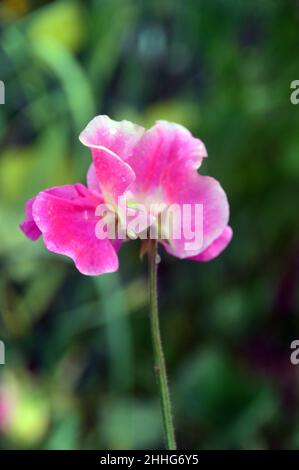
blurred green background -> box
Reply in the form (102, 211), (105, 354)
(1, 0), (299, 450)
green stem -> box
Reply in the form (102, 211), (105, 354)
(148, 240), (177, 450)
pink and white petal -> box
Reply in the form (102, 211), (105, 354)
(86, 163), (101, 194)
(79, 115), (144, 161)
(127, 120), (207, 194)
(32, 186), (118, 275)
(20, 197), (42, 241)
(19, 185), (92, 242)
(93, 149), (135, 204)
(162, 171), (230, 259)
(189, 226), (233, 262)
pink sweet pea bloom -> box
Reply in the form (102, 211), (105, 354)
(20, 116), (232, 275)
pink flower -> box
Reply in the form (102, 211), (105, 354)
(20, 116), (232, 275)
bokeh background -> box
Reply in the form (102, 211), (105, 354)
(1, 0), (299, 450)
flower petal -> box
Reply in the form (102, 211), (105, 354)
(32, 184), (118, 275)
(93, 149), (135, 205)
(79, 115), (144, 161)
(161, 171), (230, 259)
(127, 120), (207, 194)
(86, 163), (100, 194)
(20, 197), (42, 241)
(79, 116), (143, 203)
(20, 185), (92, 242)
(189, 226), (233, 262)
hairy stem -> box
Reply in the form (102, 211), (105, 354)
(148, 240), (176, 450)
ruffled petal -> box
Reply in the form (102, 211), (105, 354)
(80, 116), (143, 203)
(161, 170), (230, 259)
(79, 115), (144, 161)
(20, 197), (42, 241)
(127, 120), (207, 195)
(20, 186), (93, 242)
(189, 226), (233, 262)
(93, 149), (135, 205)
(31, 184), (118, 275)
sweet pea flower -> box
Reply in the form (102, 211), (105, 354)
(20, 116), (232, 275)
